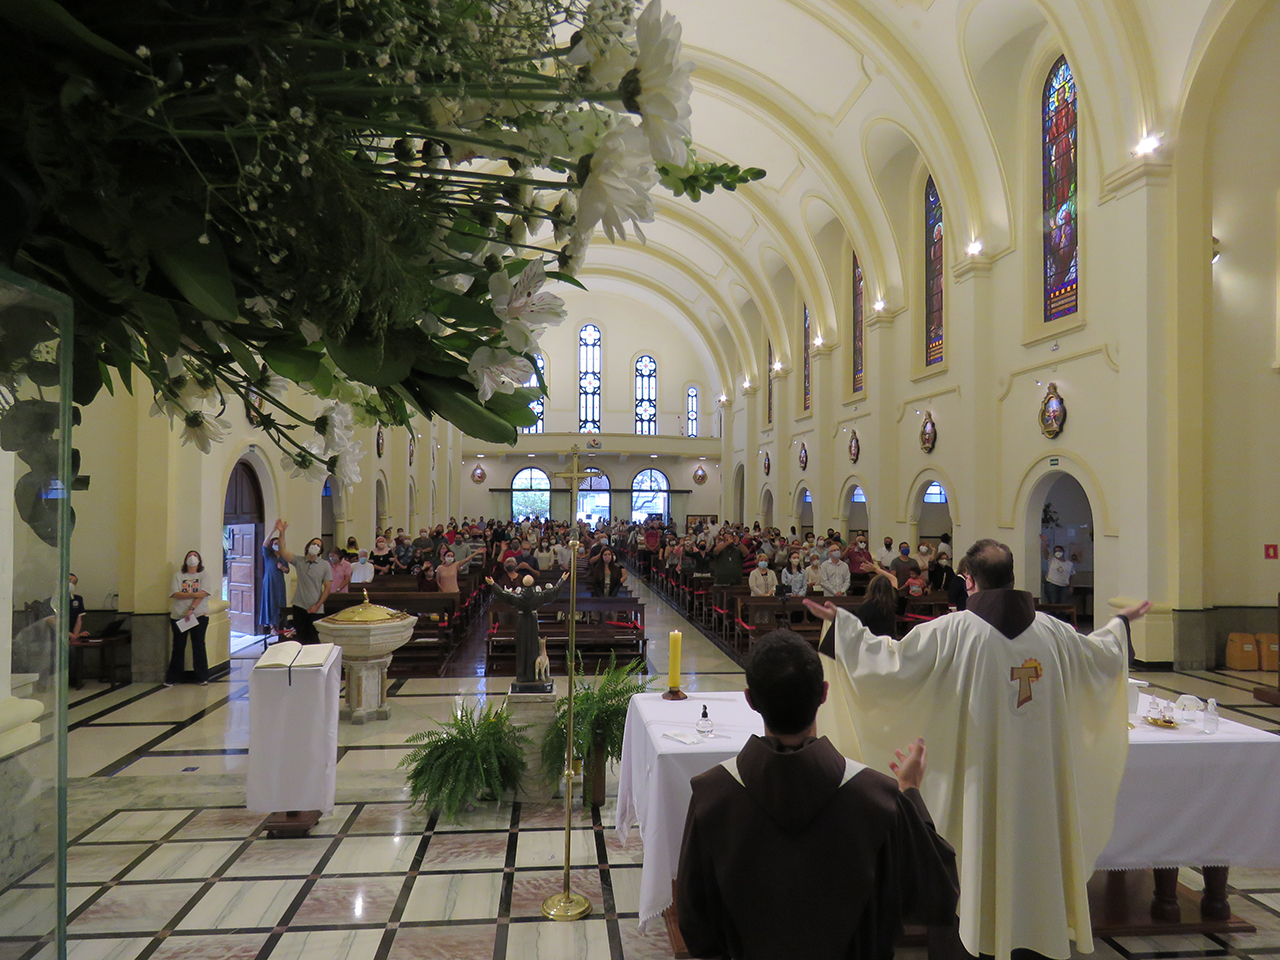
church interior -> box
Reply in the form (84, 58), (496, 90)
(4, 0), (1280, 957)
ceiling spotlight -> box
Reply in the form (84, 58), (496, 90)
(527, 453), (535, 458)
(1134, 135), (1161, 156)
(873, 299), (885, 312)
(1212, 236), (1221, 264)
(967, 240), (983, 256)
(699, 456), (707, 460)
(476, 453), (485, 458)
(650, 454), (658, 458)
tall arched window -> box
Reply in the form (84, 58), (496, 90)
(1043, 55), (1079, 323)
(634, 354), (657, 435)
(766, 340), (774, 424)
(578, 324), (601, 432)
(577, 469), (610, 522)
(802, 305), (812, 411)
(925, 176), (944, 366)
(631, 468), (670, 522)
(520, 354), (545, 434)
(686, 387), (698, 437)
(852, 252), (865, 393)
(511, 467), (551, 519)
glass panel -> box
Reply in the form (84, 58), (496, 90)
(1, 267), (72, 960)
(852, 486), (867, 503)
(634, 355), (657, 436)
(686, 387), (698, 437)
(578, 325), (601, 432)
(852, 253), (865, 393)
(1043, 55), (1079, 322)
(802, 306), (811, 411)
(511, 467), (551, 519)
(631, 468), (670, 522)
(766, 341), (774, 424)
(520, 355), (545, 434)
(923, 482), (948, 503)
(925, 176), (945, 366)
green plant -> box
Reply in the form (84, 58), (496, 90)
(400, 702), (529, 823)
(541, 655), (651, 801)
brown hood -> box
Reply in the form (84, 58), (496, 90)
(736, 734), (848, 833)
(966, 587), (1037, 639)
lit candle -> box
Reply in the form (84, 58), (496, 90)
(668, 630), (682, 691)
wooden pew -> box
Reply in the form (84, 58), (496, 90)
(485, 595), (647, 675)
(325, 590), (461, 677)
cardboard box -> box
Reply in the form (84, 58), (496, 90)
(1225, 632), (1260, 670)
(1257, 633), (1280, 672)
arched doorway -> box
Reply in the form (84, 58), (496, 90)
(320, 477), (335, 552)
(577, 469), (610, 523)
(224, 460), (264, 637)
(761, 488), (774, 529)
(1032, 472), (1095, 618)
(911, 480), (953, 549)
(796, 486), (814, 538)
(732, 463), (745, 524)
(375, 476), (389, 533)
(847, 484), (868, 540)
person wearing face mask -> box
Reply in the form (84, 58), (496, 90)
(259, 521), (290, 636)
(749, 556), (779, 597)
(329, 547), (353, 593)
(877, 536), (898, 568)
(780, 552), (808, 598)
(435, 549), (466, 593)
(166, 549), (212, 686)
(534, 538), (556, 570)
(275, 521), (332, 645)
(889, 542), (920, 582)
(805, 553), (824, 593)
(848, 536), (874, 575)
(350, 548), (374, 584)
(369, 535), (401, 574)
(552, 535), (574, 571)
(915, 541), (935, 575)
(1041, 534), (1076, 606)
(819, 546), (852, 596)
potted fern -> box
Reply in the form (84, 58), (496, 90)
(541, 657), (652, 807)
(400, 702), (530, 823)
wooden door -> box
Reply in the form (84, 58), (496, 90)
(226, 523), (258, 634)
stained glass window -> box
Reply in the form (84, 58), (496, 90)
(631, 468), (670, 522)
(923, 481), (948, 503)
(852, 252), (865, 393)
(802, 305), (812, 411)
(578, 324), (601, 432)
(686, 387), (698, 437)
(925, 176), (944, 366)
(851, 486), (867, 503)
(634, 354), (657, 435)
(519, 354), (545, 434)
(766, 340), (774, 424)
(1043, 56), (1078, 322)
(511, 467), (551, 519)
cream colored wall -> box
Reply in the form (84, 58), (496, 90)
(1204, 0), (1280, 609)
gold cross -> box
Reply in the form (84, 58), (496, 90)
(552, 444), (598, 490)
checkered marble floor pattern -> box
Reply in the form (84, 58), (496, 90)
(3, 575), (1280, 959)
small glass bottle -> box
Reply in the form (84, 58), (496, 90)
(695, 704), (714, 738)
(1203, 698), (1219, 735)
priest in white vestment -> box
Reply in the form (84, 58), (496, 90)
(807, 539), (1150, 960)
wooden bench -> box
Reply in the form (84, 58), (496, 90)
(326, 591), (461, 677)
(485, 596), (646, 674)
(1036, 601), (1078, 629)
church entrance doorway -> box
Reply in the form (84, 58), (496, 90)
(847, 485), (868, 541)
(223, 460), (264, 636)
(1034, 472), (1095, 623)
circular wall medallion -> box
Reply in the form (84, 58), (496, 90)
(471, 464), (486, 483)
(1039, 383), (1067, 439)
(376, 425), (385, 458)
(920, 412), (937, 454)
(798, 442), (808, 471)
(693, 464), (708, 485)
(408, 436), (415, 467)
(849, 430), (860, 464)
(763, 452), (771, 476)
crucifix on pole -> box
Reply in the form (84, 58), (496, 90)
(542, 444), (593, 921)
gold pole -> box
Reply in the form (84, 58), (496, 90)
(543, 446), (591, 921)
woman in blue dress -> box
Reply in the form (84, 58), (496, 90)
(258, 520), (289, 636)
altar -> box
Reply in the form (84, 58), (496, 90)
(616, 690), (1280, 942)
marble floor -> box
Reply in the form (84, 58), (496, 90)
(4, 577), (1280, 960)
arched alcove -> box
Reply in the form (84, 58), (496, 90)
(910, 479), (953, 549)
(1024, 470), (1096, 622)
(761, 487), (775, 529)
(847, 484), (869, 538)
(375, 475), (389, 532)
(732, 463), (746, 524)
(795, 485), (814, 537)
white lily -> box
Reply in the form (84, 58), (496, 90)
(333, 439), (365, 489)
(466, 347), (535, 403)
(576, 119), (658, 243)
(314, 401), (355, 455)
(489, 260), (567, 353)
(149, 394), (184, 424)
(280, 438), (330, 483)
(179, 411), (231, 454)
(628, 0), (694, 167)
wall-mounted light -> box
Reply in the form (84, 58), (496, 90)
(527, 453), (535, 458)
(477, 453), (485, 458)
(873, 299), (885, 312)
(915, 409), (921, 415)
(650, 454), (658, 458)
(813, 335), (823, 347)
(1134, 134), (1161, 156)
(718, 393), (728, 403)
(772, 361), (782, 372)
(1212, 236), (1222, 264)
(742, 379), (751, 389)
(967, 240), (983, 256)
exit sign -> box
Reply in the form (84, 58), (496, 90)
(1267, 545), (1278, 560)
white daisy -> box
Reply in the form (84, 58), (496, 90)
(179, 411), (231, 454)
(280, 438), (330, 483)
(256, 368), (290, 399)
(567, 0), (637, 90)
(466, 347), (535, 403)
(576, 119), (658, 243)
(149, 394), (184, 424)
(626, 0), (694, 167)
(333, 439), (365, 489)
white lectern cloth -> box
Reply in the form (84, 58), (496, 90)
(247, 644), (341, 814)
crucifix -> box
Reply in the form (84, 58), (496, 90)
(542, 444), (593, 921)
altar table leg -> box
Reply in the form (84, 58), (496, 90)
(1151, 867), (1182, 922)
(1201, 866), (1231, 921)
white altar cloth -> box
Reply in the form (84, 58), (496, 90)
(246, 644), (342, 814)
(616, 690), (1280, 933)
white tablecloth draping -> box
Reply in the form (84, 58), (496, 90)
(246, 645), (342, 814)
(616, 690), (1280, 933)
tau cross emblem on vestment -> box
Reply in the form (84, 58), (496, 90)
(1010, 658), (1043, 708)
